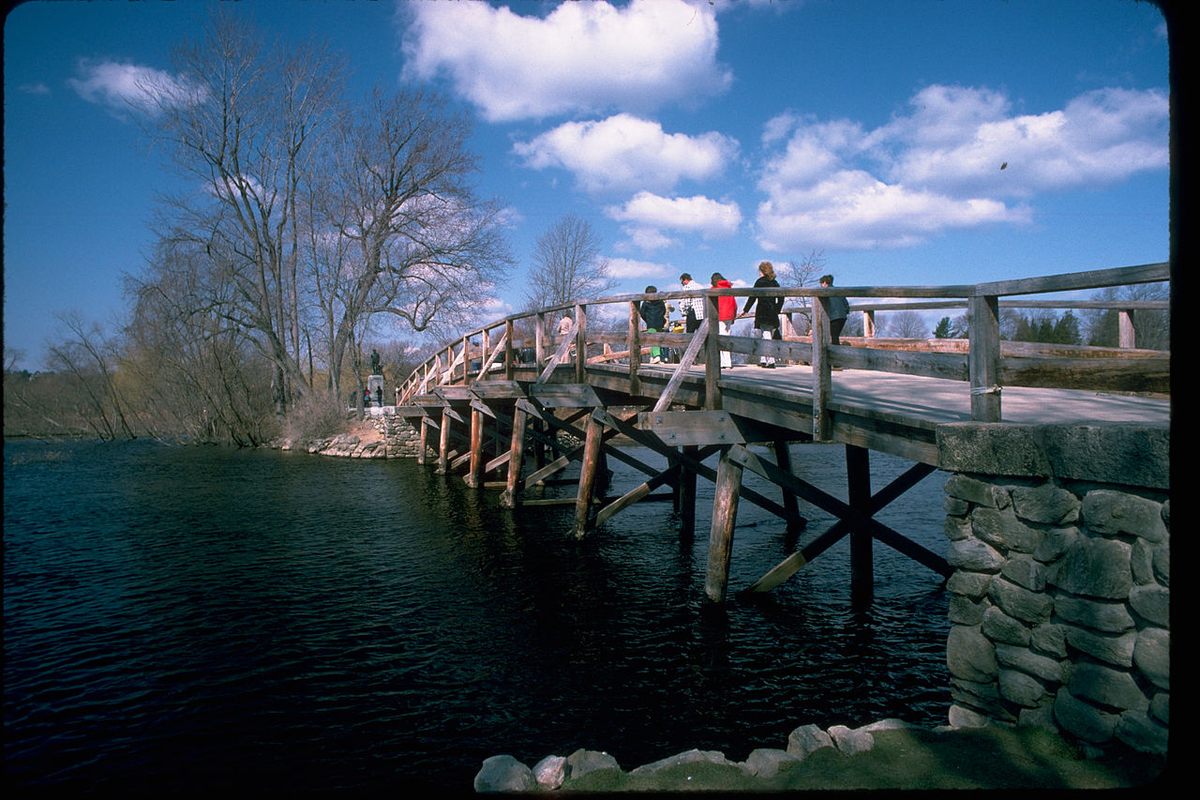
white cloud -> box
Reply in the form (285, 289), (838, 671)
(606, 257), (675, 282)
(401, 0), (731, 122)
(68, 58), (206, 114)
(757, 170), (1028, 251)
(607, 191), (742, 250)
(620, 227), (679, 252)
(880, 85), (1170, 197)
(755, 83), (1167, 252)
(514, 114), (738, 194)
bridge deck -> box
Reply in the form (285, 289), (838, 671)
(543, 361), (1170, 466)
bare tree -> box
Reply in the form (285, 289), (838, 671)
(880, 309), (930, 338)
(523, 214), (614, 310)
(312, 85), (512, 398)
(140, 12), (510, 416)
(44, 311), (137, 440)
(122, 233), (280, 445)
(142, 10), (348, 414)
(1084, 283), (1170, 349)
(776, 249), (826, 334)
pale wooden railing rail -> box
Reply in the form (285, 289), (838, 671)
(397, 262), (1169, 435)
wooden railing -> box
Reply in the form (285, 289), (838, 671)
(398, 262), (1169, 434)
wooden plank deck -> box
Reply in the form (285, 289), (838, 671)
(581, 361), (1169, 465)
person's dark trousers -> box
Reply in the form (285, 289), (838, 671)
(830, 318), (846, 346)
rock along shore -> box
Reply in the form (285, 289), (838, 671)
(473, 718), (1166, 793)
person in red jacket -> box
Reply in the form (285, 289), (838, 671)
(710, 272), (735, 368)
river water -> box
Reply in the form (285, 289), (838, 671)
(4, 437), (951, 792)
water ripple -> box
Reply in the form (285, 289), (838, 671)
(5, 439), (950, 791)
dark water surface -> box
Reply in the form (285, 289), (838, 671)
(4, 438), (950, 792)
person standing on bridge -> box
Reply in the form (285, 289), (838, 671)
(638, 285), (668, 364)
(743, 261), (783, 368)
(711, 272), (736, 369)
(820, 274), (850, 345)
(678, 273), (704, 333)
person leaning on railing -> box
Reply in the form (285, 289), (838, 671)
(638, 286), (668, 364)
(820, 274), (849, 345)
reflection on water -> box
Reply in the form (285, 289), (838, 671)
(4, 438), (949, 791)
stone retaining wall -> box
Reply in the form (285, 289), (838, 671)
(936, 422), (1169, 756)
(365, 408), (422, 458)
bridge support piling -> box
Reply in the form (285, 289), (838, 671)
(437, 407), (451, 474)
(417, 417), (431, 466)
(465, 405), (484, 488)
(774, 439), (803, 536)
(678, 445), (698, 540)
(573, 411), (605, 539)
(846, 444), (873, 604)
(500, 403), (529, 508)
(704, 447), (742, 603)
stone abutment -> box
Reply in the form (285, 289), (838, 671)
(936, 422), (1169, 756)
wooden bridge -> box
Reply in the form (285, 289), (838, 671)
(394, 262), (1170, 604)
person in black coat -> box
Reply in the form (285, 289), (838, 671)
(743, 261), (783, 368)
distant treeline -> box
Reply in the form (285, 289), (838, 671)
(931, 284), (1169, 348)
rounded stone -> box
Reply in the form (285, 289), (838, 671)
(474, 755), (536, 792)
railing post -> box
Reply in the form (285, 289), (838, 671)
(536, 312), (546, 369)
(574, 303), (586, 383)
(1118, 309), (1136, 349)
(628, 300), (641, 393)
(812, 295), (832, 441)
(968, 293), (1002, 421)
(705, 293), (721, 410)
(505, 319), (515, 380)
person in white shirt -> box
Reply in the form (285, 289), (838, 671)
(678, 273), (705, 333)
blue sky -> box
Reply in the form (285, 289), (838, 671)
(4, 0), (1171, 372)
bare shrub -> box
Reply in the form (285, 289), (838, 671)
(283, 390), (349, 443)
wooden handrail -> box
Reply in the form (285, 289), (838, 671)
(398, 262), (1171, 427)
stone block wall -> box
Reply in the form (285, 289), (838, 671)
(367, 408), (422, 458)
(937, 422), (1169, 756)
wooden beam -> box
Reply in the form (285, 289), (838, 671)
(529, 383), (603, 408)
(637, 409), (744, 446)
(652, 317), (709, 412)
(471, 380), (526, 400)
(539, 317), (576, 383)
(595, 408), (796, 523)
(593, 464), (683, 528)
(739, 455), (946, 594)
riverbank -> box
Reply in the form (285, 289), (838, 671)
(475, 720), (1168, 792)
